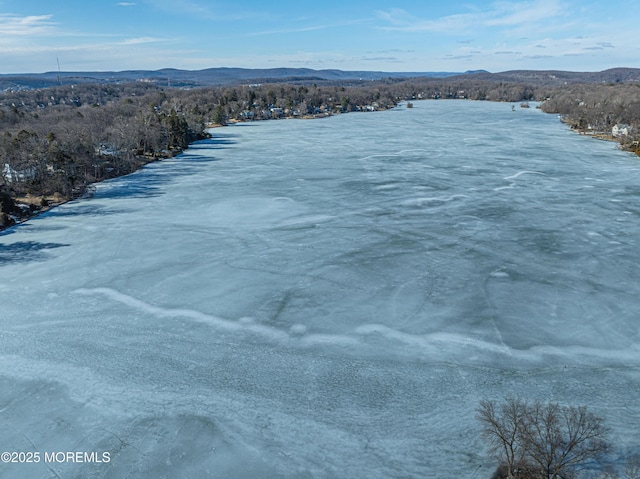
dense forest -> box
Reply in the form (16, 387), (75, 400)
(539, 82), (640, 153)
(0, 80), (402, 228)
(2, 75), (640, 228)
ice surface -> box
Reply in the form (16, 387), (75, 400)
(1, 101), (640, 478)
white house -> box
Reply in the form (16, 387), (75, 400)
(95, 143), (118, 157)
(612, 124), (631, 137)
(2, 163), (36, 183)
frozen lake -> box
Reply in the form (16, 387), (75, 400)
(1, 100), (639, 478)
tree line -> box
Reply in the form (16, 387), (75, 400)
(539, 83), (640, 154)
(2, 76), (640, 228)
(0, 80), (405, 227)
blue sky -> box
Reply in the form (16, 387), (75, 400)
(0, 0), (638, 74)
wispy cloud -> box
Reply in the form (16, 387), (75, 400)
(142, 0), (215, 18)
(375, 8), (471, 33)
(443, 54), (476, 61)
(142, 0), (261, 21)
(248, 25), (329, 36)
(376, 0), (565, 33)
(116, 2), (136, 6)
(484, 0), (563, 26)
(119, 36), (165, 45)
(358, 56), (402, 63)
(0, 14), (56, 36)
(367, 49), (415, 54)
(247, 18), (369, 37)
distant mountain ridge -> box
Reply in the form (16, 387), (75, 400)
(459, 67), (640, 85)
(1, 67), (639, 90)
(0, 67), (467, 90)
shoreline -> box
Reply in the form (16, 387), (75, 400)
(0, 113), (334, 233)
(560, 118), (640, 157)
(1, 195), (68, 231)
(0, 149), (188, 233)
(0, 108), (379, 233)
(2, 100), (637, 234)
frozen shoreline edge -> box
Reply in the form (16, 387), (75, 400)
(2, 99), (636, 235)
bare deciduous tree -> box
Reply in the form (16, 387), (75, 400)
(477, 399), (610, 479)
(624, 455), (640, 479)
(477, 398), (529, 479)
(523, 401), (609, 479)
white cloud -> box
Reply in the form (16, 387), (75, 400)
(141, 0), (214, 18)
(119, 36), (165, 45)
(0, 14), (56, 36)
(116, 2), (137, 6)
(376, 0), (565, 34)
(484, 0), (564, 27)
(247, 18), (368, 38)
(247, 25), (329, 36)
(375, 8), (473, 33)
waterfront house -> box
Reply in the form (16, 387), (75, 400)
(612, 124), (631, 137)
(2, 163), (36, 183)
